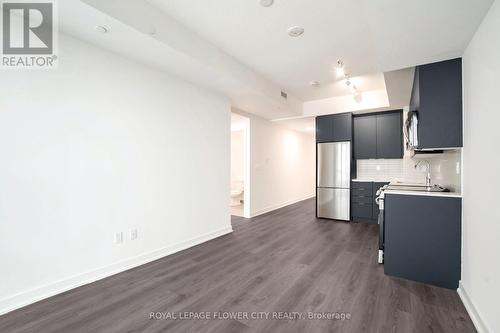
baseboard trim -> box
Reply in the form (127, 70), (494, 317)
(458, 281), (490, 333)
(250, 194), (315, 218)
(0, 226), (233, 316)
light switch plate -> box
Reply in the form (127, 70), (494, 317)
(115, 232), (123, 244)
(130, 229), (138, 240)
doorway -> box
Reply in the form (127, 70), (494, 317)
(230, 113), (250, 218)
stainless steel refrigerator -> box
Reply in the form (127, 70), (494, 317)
(317, 141), (351, 220)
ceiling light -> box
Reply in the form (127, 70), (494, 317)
(337, 59), (359, 95)
(260, 0), (274, 7)
(336, 59), (345, 77)
(353, 90), (362, 102)
(309, 81), (320, 87)
(336, 67), (345, 77)
(95, 26), (108, 34)
(288, 26), (304, 37)
(345, 75), (351, 87)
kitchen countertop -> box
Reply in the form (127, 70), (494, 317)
(385, 181), (462, 198)
(351, 179), (463, 197)
(351, 178), (395, 183)
(384, 189), (462, 198)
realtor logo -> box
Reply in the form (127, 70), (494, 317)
(1, 0), (58, 68)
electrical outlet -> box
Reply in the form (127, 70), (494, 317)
(456, 162), (460, 174)
(115, 232), (123, 244)
(130, 228), (138, 240)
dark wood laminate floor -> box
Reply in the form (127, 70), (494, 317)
(0, 198), (475, 333)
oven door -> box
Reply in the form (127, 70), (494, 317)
(377, 197), (385, 264)
(378, 209), (384, 249)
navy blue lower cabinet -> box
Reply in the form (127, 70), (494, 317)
(351, 181), (388, 224)
(384, 194), (461, 289)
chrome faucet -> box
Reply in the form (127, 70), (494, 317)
(414, 160), (431, 188)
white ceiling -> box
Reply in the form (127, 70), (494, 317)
(64, 0), (304, 120)
(59, 0), (492, 120)
(148, 0), (492, 101)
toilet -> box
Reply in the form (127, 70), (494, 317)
(230, 181), (244, 206)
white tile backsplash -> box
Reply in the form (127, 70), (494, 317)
(356, 159), (417, 181)
(356, 150), (462, 192)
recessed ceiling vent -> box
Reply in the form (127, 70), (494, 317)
(280, 91), (288, 99)
(259, 0), (274, 7)
(95, 26), (108, 34)
(287, 26), (304, 37)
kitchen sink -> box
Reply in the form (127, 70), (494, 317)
(387, 183), (449, 192)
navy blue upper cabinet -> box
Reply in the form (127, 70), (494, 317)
(353, 115), (377, 159)
(316, 113), (352, 142)
(376, 112), (403, 158)
(332, 112), (353, 142)
(354, 110), (403, 159)
(410, 58), (463, 149)
(316, 115), (334, 142)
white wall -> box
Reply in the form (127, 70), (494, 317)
(233, 110), (315, 217)
(0, 33), (231, 314)
(462, 1), (500, 332)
